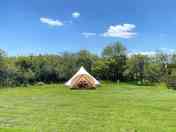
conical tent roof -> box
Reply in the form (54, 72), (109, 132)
(65, 66), (100, 87)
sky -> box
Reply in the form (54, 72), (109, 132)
(1, 0), (176, 56)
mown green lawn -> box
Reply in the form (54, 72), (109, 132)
(0, 83), (176, 132)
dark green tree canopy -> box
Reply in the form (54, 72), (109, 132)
(0, 41), (173, 87)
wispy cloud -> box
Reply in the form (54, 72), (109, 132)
(40, 17), (64, 27)
(129, 48), (176, 56)
(160, 48), (175, 53)
(129, 51), (156, 56)
(72, 12), (80, 18)
(103, 24), (137, 39)
(81, 32), (96, 38)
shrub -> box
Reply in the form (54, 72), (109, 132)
(166, 76), (176, 90)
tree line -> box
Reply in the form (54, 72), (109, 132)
(0, 41), (175, 87)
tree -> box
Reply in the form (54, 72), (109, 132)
(0, 46), (173, 87)
(0, 49), (6, 69)
(58, 52), (78, 81)
(125, 54), (148, 83)
(101, 42), (127, 81)
(154, 51), (169, 81)
(92, 59), (109, 80)
(76, 50), (97, 72)
(102, 41), (127, 58)
(144, 63), (162, 83)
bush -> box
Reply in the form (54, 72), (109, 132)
(166, 76), (176, 90)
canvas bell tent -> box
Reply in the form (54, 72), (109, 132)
(65, 66), (100, 89)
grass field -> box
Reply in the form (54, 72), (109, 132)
(0, 83), (176, 132)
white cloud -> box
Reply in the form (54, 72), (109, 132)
(81, 32), (96, 38)
(129, 51), (156, 56)
(72, 12), (80, 18)
(160, 48), (175, 54)
(40, 17), (64, 27)
(103, 24), (137, 39)
(128, 48), (176, 56)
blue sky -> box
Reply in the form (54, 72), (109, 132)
(1, 0), (176, 56)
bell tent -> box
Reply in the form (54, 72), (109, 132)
(65, 66), (100, 89)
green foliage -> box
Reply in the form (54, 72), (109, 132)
(166, 76), (176, 90)
(0, 41), (173, 87)
(92, 59), (109, 80)
(102, 41), (127, 58)
(144, 63), (162, 83)
(100, 42), (127, 81)
(76, 50), (97, 72)
(125, 54), (148, 83)
(166, 64), (176, 89)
